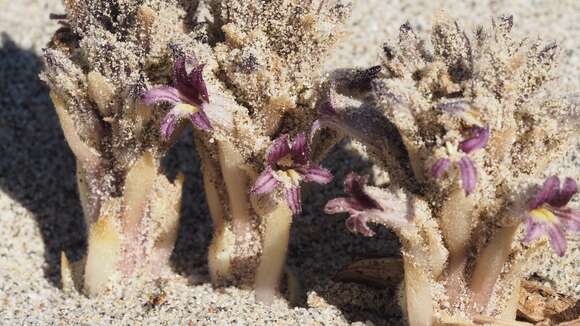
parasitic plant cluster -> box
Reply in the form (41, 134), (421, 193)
(41, 0), (349, 303)
(40, 0), (578, 324)
(322, 14), (579, 325)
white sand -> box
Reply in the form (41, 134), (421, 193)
(0, 0), (578, 324)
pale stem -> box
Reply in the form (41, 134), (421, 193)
(399, 225), (435, 326)
(403, 256), (434, 326)
(147, 172), (184, 276)
(470, 225), (519, 311)
(420, 217), (449, 279)
(218, 141), (253, 238)
(84, 201), (122, 296)
(198, 140), (232, 284)
(205, 140), (263, 286)
(439, 188), (475, 261)
(121, 153), (156, 274)
(50, 91), (100, 168)
(76, 160), (94, 225)
(254, 202), (293, 304)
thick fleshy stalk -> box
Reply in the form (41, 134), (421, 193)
(469, 225), (519, 312)
(51, 92), (184, 295)
(80, 154), (183, 296)
(200, 139), (294, 302)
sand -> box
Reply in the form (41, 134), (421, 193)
(0, 0), (578, 325)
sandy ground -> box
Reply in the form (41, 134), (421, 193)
(0, 0), (578, 325)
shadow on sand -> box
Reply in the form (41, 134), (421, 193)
(0, 34), (85, 286)
(288, 142), (404, 325)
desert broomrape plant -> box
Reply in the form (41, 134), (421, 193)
(41, 0), (349, 302)
(194, 0), (348, 303)
(39, 0), (236, 295)
(322, 14), (579, 325)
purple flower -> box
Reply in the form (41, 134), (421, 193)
(251, 133), (333, 215)
(324, 173), (410, 237)
(431, 126), (490, 195)
(523, 176), (580, 257)
(142, 56), (212, 139)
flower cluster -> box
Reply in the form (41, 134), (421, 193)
(251, 133), (333, 215)
(143, 56), (212, 139)
(524, 176), (580, 256)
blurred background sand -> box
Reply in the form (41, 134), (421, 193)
(0, 0), (578, 324)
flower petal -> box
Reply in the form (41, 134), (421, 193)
(188, 64), (210, 103)
(459, 127), (490, 154)
(142, 86), (180, 106)
(298, 165), (333, 184)
(309, 119), (323, 142)
(345, 214), (376, 237)
(310, 101), (338, 142)
(546, 224), (567, 257)
(531, 176), (560, 209)
(436, 100), (483, 126)
(344, 173), (382, 210)
(523, 217), (546, 244)
(550, 177), (578, 207)
(160, 109), (181, 139)
(435, 100), (470, 114)
(457, 156), (477, 195)
(286, 186), (302, 215)
(251, 167), (279, 194)
(291, 132), (309, 165)
(324, 197), (354, 215)
(173, 56), (190, 90)
(190, 111), (213, 131)
(324, 197), (376, 236)
(267, 134), (291, 166)
(553, 208), (580, 232)
(431, 158), (451, 178)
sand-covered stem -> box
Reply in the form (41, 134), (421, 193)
(82, 158), (183, 296)
(50, 91), (183, 295)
